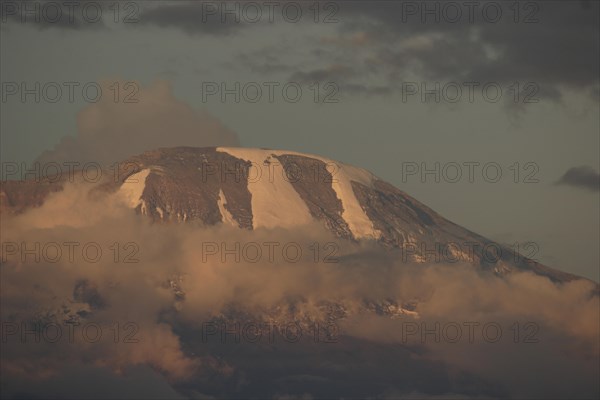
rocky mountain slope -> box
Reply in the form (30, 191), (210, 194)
(1, 146), (580, 284)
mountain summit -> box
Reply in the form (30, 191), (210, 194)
(1, 146), (580, 283)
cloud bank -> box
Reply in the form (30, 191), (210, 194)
(1, 179), (598, 399)
(34, 80), (239, 167)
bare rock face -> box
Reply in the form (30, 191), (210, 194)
(0, 176), (65, 213)
(0, 146), (580, 283)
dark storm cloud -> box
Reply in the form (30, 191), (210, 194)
(138, 0), (246, 36)
(556, 165), (600, 192)
(0, 0), (242, 34)
(352, 1), (596, 93)
(0, 0), (113, 30)
(233, 0), (598, 102)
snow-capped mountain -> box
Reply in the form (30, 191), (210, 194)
(0, 146), (580, 283)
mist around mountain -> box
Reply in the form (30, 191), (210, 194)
(1, 146), (598, 399)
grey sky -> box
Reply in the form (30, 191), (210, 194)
(1, 0), (598, 280)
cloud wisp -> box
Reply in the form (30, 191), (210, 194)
(556, 165), (600, 192)
(34, 79), (239, 167)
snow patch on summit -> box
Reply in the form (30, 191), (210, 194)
(217, 189), (236, 227)
(327, 163), (379, 239)
(117, 169), (150, 208)
(216, 148), (314, 229)
(217, 147), (380, 239)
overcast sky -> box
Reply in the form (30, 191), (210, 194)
(1, 0), (598, 280)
